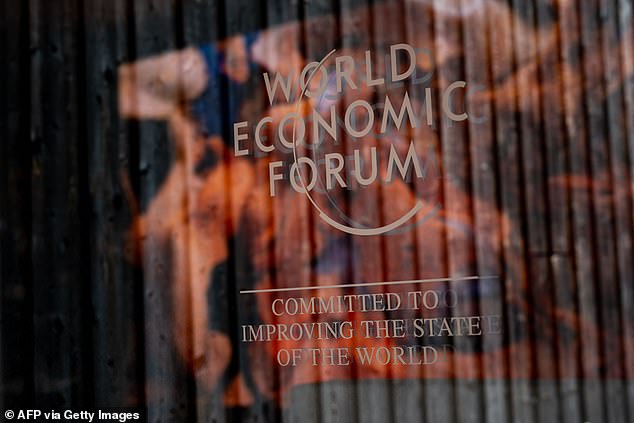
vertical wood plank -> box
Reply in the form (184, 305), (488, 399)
(221, 1), (282, 422)
(30, 0), (94, 409)
(489, 2), (534, 422)
(433, 1), (476, 422)
(487, 1), (534, 421)
(132, 0), (194, 420)
(301, 2), (345, 422)
(463, 2), (510, 423)
(557, 2), (605, 422)
(511, 1), (559, 421)
(0, 0), (34, 410)
(534, 1), (582, 422)
(348, 0), (394, 422)
(336, 2), (392, 422)
(403, 3), (448, 423)
(84, 0), (146, 408)
(374, 1), (426, 421)
(597, 0), (631, 421)
(310, 1), (349, 421)
(403, 2), (435, 422)
(579, 0), (627, 420)
(261, 4), (313, 422)
(616, 0), (634, 417)
(178, 2), (227, 422)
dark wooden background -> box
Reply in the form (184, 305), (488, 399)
(1, 0), (633, 422)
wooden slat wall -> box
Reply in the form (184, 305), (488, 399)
(1, 0), (633, 422)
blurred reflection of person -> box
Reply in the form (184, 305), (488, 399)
(118, 0), (631, 413)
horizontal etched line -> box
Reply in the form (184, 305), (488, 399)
(239, 275), (498, 294)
